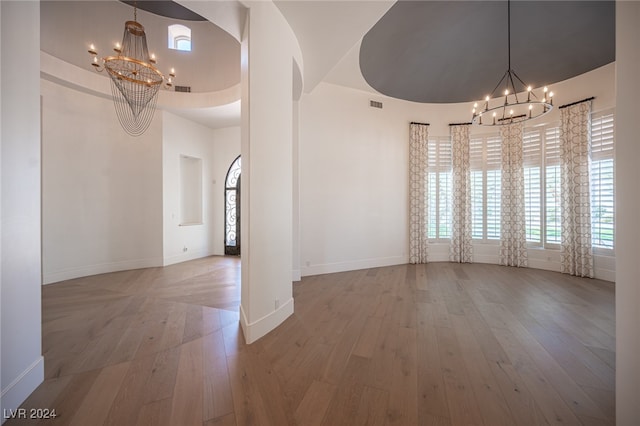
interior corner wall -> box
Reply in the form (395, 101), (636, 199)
(615, 1), (640, 422)
(211, 126), (241, 255)
(41, 79), (164, 284)
(1, 0), (44, 418)
(162, 111), (218, 265)
(240, 1), (300, 343)
(299, 64), (615, 278)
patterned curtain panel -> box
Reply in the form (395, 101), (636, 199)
(560, 101), (594, 277)
(449, 125), (473, 263)
(409, 123), (429, 264)
(499, 122), (528, 267)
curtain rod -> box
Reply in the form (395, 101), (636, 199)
(449, 122), (472, 126)
(410, 121), (430, 126)
(559, 97), (595, 109)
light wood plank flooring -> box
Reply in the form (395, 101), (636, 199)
(9, 259), (615, 425)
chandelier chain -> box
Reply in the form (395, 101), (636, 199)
(507, 0), (511, 71)
(470, 0), (554, 126)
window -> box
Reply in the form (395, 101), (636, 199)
(523, 129), (542, 243)
(470, 134), (501, 241)
(591, 112), (615, 249)
(514, 114), (615, 251)
(168, 24), (191, 51)
(421, 111), (615, 252)
(517, 124), (562, 247)
(544, 127), (562, 245)
(427, 137), (452, 240)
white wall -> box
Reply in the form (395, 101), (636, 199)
(41, 44), (242, 280)
(239, 1), (303, 343)
(41, 79), (164, 284)
(615, 1), (640, 423)
(162, 111), (217, 265)
(211, 126), (241, 255)
(1, 1), (44, 418)
(300, 83), (418, 275)
(299, 63), (616, 280)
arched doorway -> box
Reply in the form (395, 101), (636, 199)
(225, 155), (241, 255)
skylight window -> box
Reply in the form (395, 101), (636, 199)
(168, 24), (191, 52)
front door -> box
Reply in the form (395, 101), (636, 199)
(224, 156), (241, 256)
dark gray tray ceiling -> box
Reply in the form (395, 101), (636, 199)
(120, 0), (206, 21)
(360, 1), (614, 103)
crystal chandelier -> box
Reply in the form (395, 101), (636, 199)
(471, 0), (554, 126)
(88, 3), (175, 136)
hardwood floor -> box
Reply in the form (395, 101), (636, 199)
(9, 259), (615, 425)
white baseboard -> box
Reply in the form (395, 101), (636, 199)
(473, 254), (501, 264)
(427, 253), (450, 262)
(43, 257), (163, 284)
(594, 268), (616, 282)
(162, 249), (212, 267)
(1, 357), (44, 424)
(301, 255), (408, 277)
(528, 258), (562, 272)
(292, 269), (301, 282)
(300, 250), (615, 282)
(240, 297), (294, 344)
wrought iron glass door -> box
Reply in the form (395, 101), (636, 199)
(225, 156), (241, 255)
